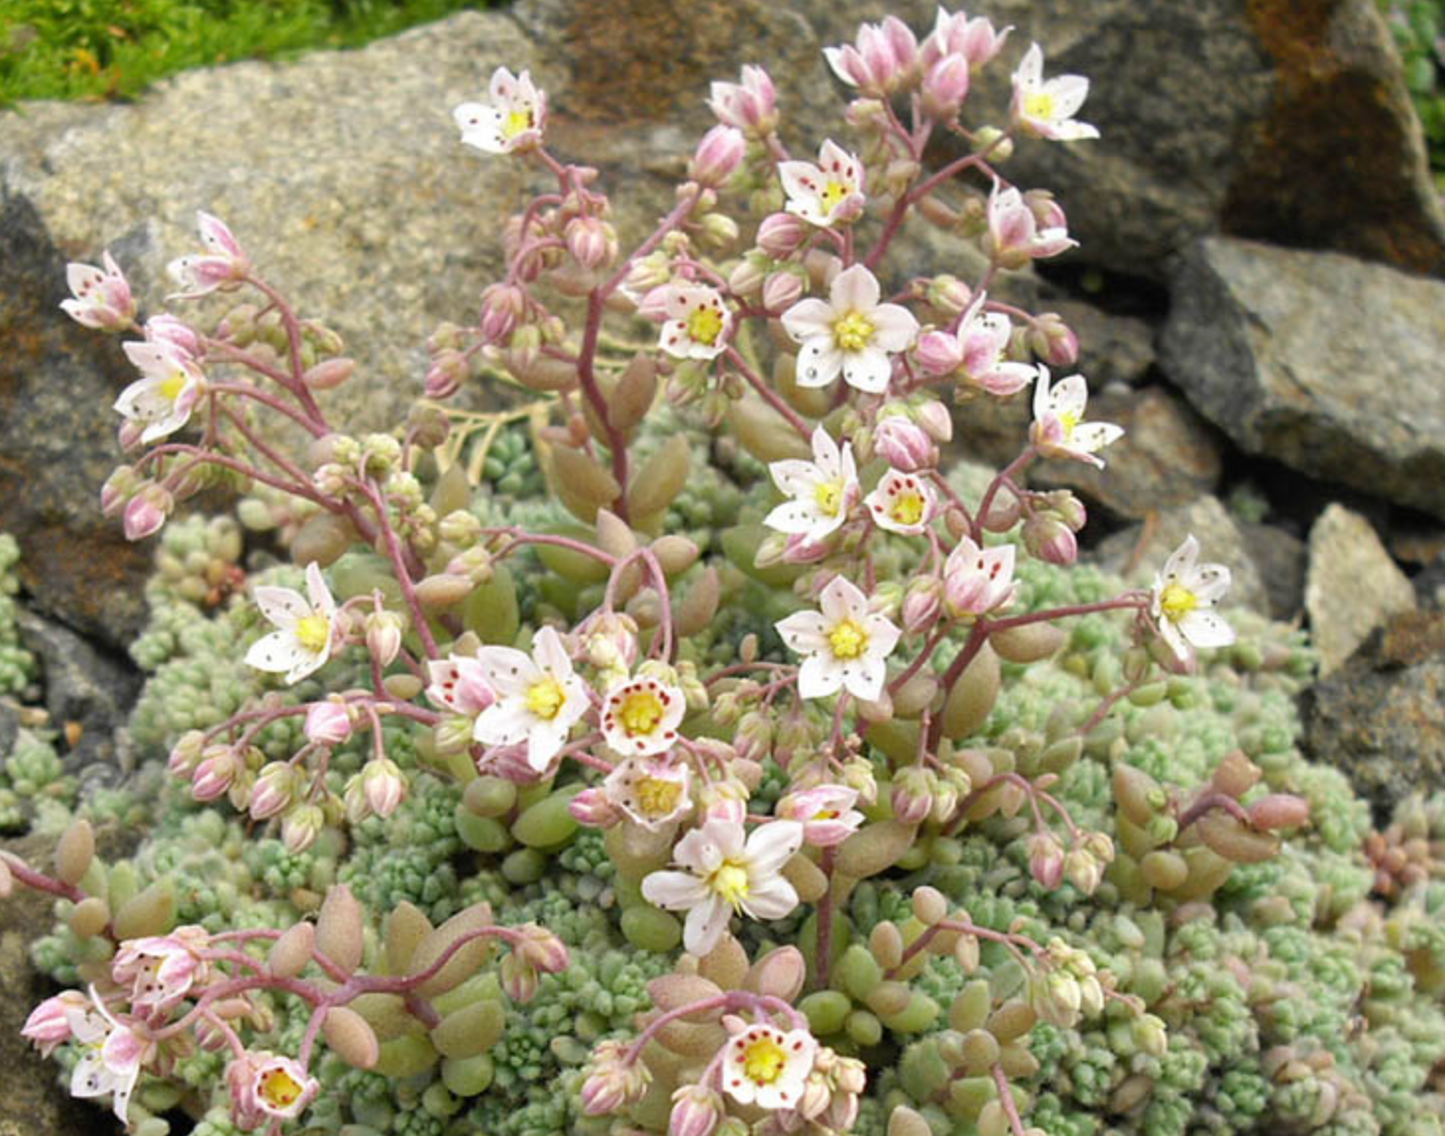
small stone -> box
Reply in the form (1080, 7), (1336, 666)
(1305, 505), (1416, 676)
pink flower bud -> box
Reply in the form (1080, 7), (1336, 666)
(304, 701), (352, 746)
(426, 349), (467, 400)
(566, 216), (612, 271)
(21, 991), (87, 1057)
(500, 952), (539, 1003)
(117, 418), (147, 451)
(903, 577), (943, 635)
(1249, 794), (1310, 830)
(708, 65), (777, 135)
(670, 1085), (723, 1136)
(891, 766), (934, 825)
(479, 283), (525, 345)
(1028, 312), (1079, 367)
(1023, 516), (1078, 566)
(922, 54), (970, 119)
(516, 924), (569, 973)
(145, 314), (201, 358)
(756, 212), (807, 258)
(915, 400), (954, 444)
(365, 612), (404, 667)
(727, 255), (767, 296)
(123, 483), (172, 541)
(281, 804), (324, 854)
(690, 125), (746, 188)
(874, 416), (938, 471)
(580, 1069), (628, 1117)
(762, 270), (803, 313)
(100, 465), (138, 516)
(1028, 833), (1066, 889)
(1024, 189), (1068, 232)
(569, 787), (621, 828)
(362, 758), (406, 819)
(249, 763), (298, 821)
(167, 731), (205, 777)
(1064, 848), (1103, 894)
(1042, 489), (1088, 532)
(781, 532), (831, 565)
(914, 329), (964, 377)
(191, 746), (240, 802)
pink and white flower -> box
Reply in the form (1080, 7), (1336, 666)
(775, 575), (901, 701)
(865, 468), (937, 535)
(229, 1050), (318, 1122)
(923, 9), (1011, 70)
(779, 140), (866, 228)
(985, 182), (1077, 268)
(824, 17), (917, 95)
(304, 700), (353, 746)
(472, 626), (590, 771)
(111, 926), (211, 1013)
(1010, 43), (1099, 141)
(454, 67), (546, 154)
(114, 340), (206, 444)
(873, 416), (937, 471)
(641, 817), (802, 955)
(1029, 368), (1124, 468)
(244, 562), (339, 685)
(776, 784), (864, 847)
(721, 1022), (818, 1109)
(67, 989), (151, 1126)
(167, 212), (250, 298)
(657, 284), (733, 361)
(782, 264), (917, 394)
(942, 536), (1018, 617)
(1151, 535), (1235, 662)
(955, 292), (1038, 395)
(61, 252), (134, 330)
(708, 65), (777, 134)
(604, 757), (693, 829)
(601, 675), (687, 757)
(763, 426), (859, 545)
(21, 991), (91, 1058)
(426, 654), (497, 717)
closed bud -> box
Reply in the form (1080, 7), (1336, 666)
(875, 415), (938, 471)
(1027, 832), (1065, 889)
(1063, 848), (1103, 894)
(690, 125), (745, 188)
(303, 356), (355, 390)
(250, 762), (300, 821)
(1028, 311), (1079, 367)
(891, 766), (934, 825)
(670, 1084), (723, 1136)
(123, 483), (172, 541)
(425, 349), (467, 400)
(100, 465), (140, 516)
(365, 611), (405, 665)
(762, 270), (803, 313)
(915, 329), (963, 376)
(756, 211), (808, 258)
(479, 283), (526, 345)
(281, 803), (325, 854)
(167, 730), (206, 777)
(304, 701), (352, 746)
(191, 745), (241, 802)
(922, 53), (970, 119)
(362, 758), (407, 819)
(1022, 514), (1078, 565)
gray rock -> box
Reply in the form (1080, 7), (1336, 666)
(0, 701), (17, 762)
(1161, 237), (1445, 519)
(1240, 520), (1307, 621)
(1305, 504), (1416, 676)
(1303, 610), (1445, 814)
(14, 608), (141, 772)
(1091, 494), (1269, 615)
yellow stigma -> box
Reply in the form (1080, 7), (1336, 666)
(813, 479), (844, 517)
(832, 310), (874, 354)
(634, 775), (683, 818)
(502, 107), (534, 139)
(259, 1068), (303, 1108)
(711, 860), (751, 910)
(686, 306), (724, 346)
(889, 491), (925, 528)
(828, 618), (868, 660)
(1057, 410), (1079, 436)
(158, 370), (187, 402)
(1023, 89), (1056, 120)
(618, 689), (665, 736)
(293, 614), (330, 653)
(1159, 583), (1197, 623)
(819, 179), (850, 214)
(525, 676), (566, 720)
(741, 1035), (788, 1084)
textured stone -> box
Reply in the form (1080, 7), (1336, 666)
(1305, 504), (1416, 676)
(1090, 494), (1269, 615)
(1161, 238), (1445, 519)
(1240, 520), (1307, 621)
(1303, 610), (1445, 814)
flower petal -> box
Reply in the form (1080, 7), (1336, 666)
(842, 345), (893, 393)
(245, 630), (307, 675)
(641, 869), (710, 910)
(797, 654), (845, 699)
(829, 264), (879, 312)
(745, 819), (804, 876)
(796, 338), (844, 388)
(781, 298), (835, 343)
(1179, 608), (1235, 649)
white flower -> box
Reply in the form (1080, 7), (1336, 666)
(604, 757), (692, 829)
(454, 67), (546, 155)
(782, 264), (918, 394)
(658, 284), (732, 360)
(1151, 535), (1235, 661)
(244, 563), (339, 685)
(864, 468), (937, 535)
(244, 1052), (319, 1120)
(956, 291), (1038, 395)
(1029, 367), (1124, 468)
(721, 1022), (818, 1110)
(61, 251), (134, 330)
(641, 817), (802, 955)
(472, 626), (590, 771)
(1010, 43), (1099, 141)
(779, 139), (866, 228)
(775, 576), (901, 701)
(68, 989), (149, 1126)
(114, 341), (206, 444)
(764, 426), (859, 544)
(601, 675), (687, 757)
(167, 211), (250, 298)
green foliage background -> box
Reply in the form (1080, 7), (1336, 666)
(1381, 0), (1445, 184)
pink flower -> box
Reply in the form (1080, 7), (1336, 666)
(942, 536), (1017, 617)
(61, 252), (134, 330)
(923, 9), (1011, 70)
(304, 700), (353, 746)
(22, 991), (89, 1057)
(708, 65), (777, 135)
(454, 67), (546, 154)
(985, 181), (1078, 269)
(776, 784), (864, 847)
(112, 927), (210, 1014)
(229, 1050), (318, 1123)
(604, 757), (693, 829)
(873, 416), (937, 472)
(426, 655), (497, 717)
(67, 989), (151, 1125)
(167, 212), (250, 298)
(824, 17), (917, 95)
(1011, 43), (1099, 141)
(956, 292), (1037, 395)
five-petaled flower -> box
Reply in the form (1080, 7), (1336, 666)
(865, 467), (938, 536)
(426, 654), (497, 717)
(472, 626), (590, 771)
(1011, 42), (1099, 141)
(954, 291), (1038, 395)
(114, 340), (206, 444)
(658, 284), (733, 361)
(454, 67), (547, 155)
(641, 816), (802, 955)
(942, 535), (1018, 618)
(775, 575), (901, 701)
(244, 562), (339, 685)
(229, 1050), (319, 1124)
(721, 1022), (818, 1109)
(985, 181), (1077, 268)
(779, 139), (867, 228)
(111, 927), (210, 1015)
(763, 426), (860, 545)
(782, 264), (918, 394)
(1029, 367), (1123, 468)
(67, 988), (151, 1126)
(601, 675), (687, 757)
(61, 252), (134, 330)
(167, 212), (250, 298)
(603, 757), (693, 830)
(1151, 535), (1235, 662)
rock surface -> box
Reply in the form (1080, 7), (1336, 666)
(1305, 505), (1417, 676)
(1161, 237), (1445, 520)
(1303, 610), (1445, 814)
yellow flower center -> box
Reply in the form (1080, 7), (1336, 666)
(259, 1067), (304, 1109)
(1023, 90), (1056, 120)
(686, 306), (724, 346)
(710, 860), (751, 910)
(617, 689), (665, 737)
(889, 490), (925, 528)
(813, 479), (845, 517)
(832, 310), (875, 354)
(634, 775), (683, 818)
(828, 618), (868, 660)
(525, 676), (566, 720)
(159, 370), (188, 402)
(741, 1035), (788, 1084)
(819, 180), (850, 214)
(502, 107), (534, 140)
(812, 808), (839, 821)
(293, 614), (330, 653)
(1057, 410), (1079, 436)
(1159, 583), (1197, 623)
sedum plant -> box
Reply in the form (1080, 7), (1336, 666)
(7, 8), (1442, 1136)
